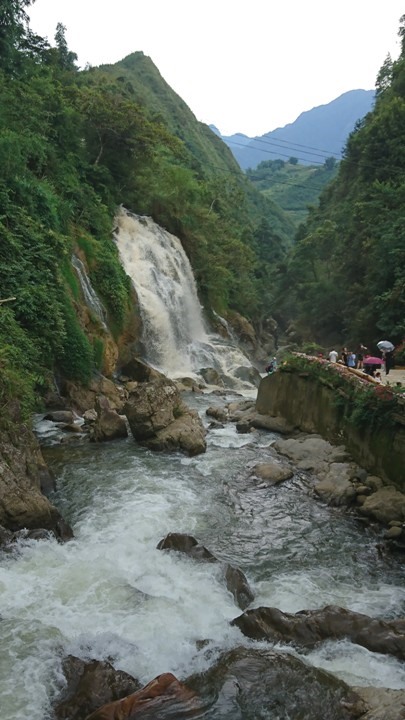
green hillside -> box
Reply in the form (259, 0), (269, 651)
(94, 52), (296, 241)
(98, 51), (240, 177)
(246, 158), (339, 227)
(0, 6), (292, 418)
(277, 18), (405, 349)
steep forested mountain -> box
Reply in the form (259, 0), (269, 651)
(277, 28), (405, 349)
(217, 90), (375, 169)
(0, 4), (291, 419)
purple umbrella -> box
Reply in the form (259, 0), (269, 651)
(363, 356), (383, 365)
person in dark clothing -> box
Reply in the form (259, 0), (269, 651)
(384, 351), (394, 375)
(357, 344), (367, 369)
(341, 347), (348, 366)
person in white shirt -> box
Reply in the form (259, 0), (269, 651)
(328, 349), (338, 362)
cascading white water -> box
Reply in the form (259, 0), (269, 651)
(71, 255), (107, 330)
(113, 208), (258, 387)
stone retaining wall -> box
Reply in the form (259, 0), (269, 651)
(256, 369), (405, 490)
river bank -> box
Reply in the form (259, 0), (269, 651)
(257, 354), (405, 490)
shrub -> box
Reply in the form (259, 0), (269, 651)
(55, 299), (94, 385)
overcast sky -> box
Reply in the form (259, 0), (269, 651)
(28, 1), (404, 137)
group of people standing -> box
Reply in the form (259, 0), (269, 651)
(328, 345), (393, 378)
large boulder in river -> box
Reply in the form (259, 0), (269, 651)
(157, 532), (216, 561)
(231, 605), (405, 660)
(359, 486), (405, 524)
(90, 395), (128, 442)
(157, 532), (254, 610)
(185, 646), (359, 720)
(123, 379), (206, 456)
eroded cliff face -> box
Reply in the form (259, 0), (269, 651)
(256, 370), (405, 489)
(0, 404), (71, 537)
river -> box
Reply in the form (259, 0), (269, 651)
(1, 388), (405, 719)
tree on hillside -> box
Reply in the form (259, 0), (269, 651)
(54, 22), (77, 71)
(0, 0), (32, 71)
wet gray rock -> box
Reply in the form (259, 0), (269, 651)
(124, 379), (206, 456)
(231, 605), (405, 660)
(352, 686), (405, 720)
(185, 646), (359, 720)
(199, 367), (224, 386)
(274, 435), (349, 473)
(236, 421), (252, 434)
(119, 356), (165, 383)
(250, 462), (293, 485)
(0, 415), (73, 540)
(157, 533), (254, 610)
(44, 410), (75, 424)
(314, 462), (358, 506)
(250, 413), (296, 434)
(157, 532), (217, 562)
(53, 655), (141, 720)
(224, 564), (254, 610)
(90, 395), (128, 442)
(359, 486), (405, 524)
(206, 406), (228, 422)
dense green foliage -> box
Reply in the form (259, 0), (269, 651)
(0, 4), (289, 415)
(246, 158), (338, 228)
(3, 1), (403, 425)
(276, 18), (405, 350)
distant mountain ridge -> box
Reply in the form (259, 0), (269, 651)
(213, 89), (375, 169)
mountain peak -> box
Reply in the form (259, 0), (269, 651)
(217, 89), (375, 169)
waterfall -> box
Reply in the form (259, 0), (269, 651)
(71, 255), (107, 330)
(114, 208), (259, 387)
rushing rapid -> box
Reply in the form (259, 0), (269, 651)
(1, 398), (405, 720)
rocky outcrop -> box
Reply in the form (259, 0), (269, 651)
(119, 356), (165, 383)
(231, 605), (405, 660)
(64, 375), (126, 414)
(0, 406), (72, 539)
(157, 532), (254, 610)
(123, 378), (206, 456)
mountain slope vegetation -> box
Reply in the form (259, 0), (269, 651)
(246, 158), (339, 228)
(277, 22), (405, 349)
(0, 3), (291, 418)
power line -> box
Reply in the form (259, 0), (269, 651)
(226, 135), (342, 163)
